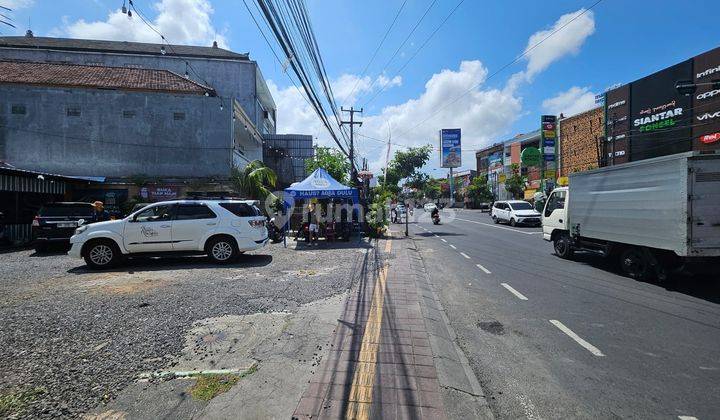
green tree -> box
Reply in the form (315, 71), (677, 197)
(405, 171), (430, 191)
(504, 163), (527, 199)
(384, 145), (432, 188)
(423, 178), (442, 201)
(230, 160), (277, 200)
(305, 147), (350, 184)
(466, 175), (494, 206)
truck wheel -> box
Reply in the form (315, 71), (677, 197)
(83, 239), (121, 269)
(619, 247), (651, 281)
(553, 234), (574, 259)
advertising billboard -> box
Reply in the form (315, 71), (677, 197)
(605, 84), (630, 165)
(693, 46), (720, 152)
(629, 60), (693, 161)
(541, 115), (557, 176)
(440, 129), (462, 168)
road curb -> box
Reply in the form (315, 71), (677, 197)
(405, 235), (495, 420)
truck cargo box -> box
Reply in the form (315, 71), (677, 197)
(568, 152), (720, 257)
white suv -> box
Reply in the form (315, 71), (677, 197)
(491, 200), (542, 227)
(69, 200), (268, 269)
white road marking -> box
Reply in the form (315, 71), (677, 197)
(454, 217), (543, 235)
(440, 238), (447, 243)
(678, 416), (698, 420)
(501, 283), (528, 300)
(476, 264), (492, 274)
(433, 234), (439, 238)
(549, 320), (605, 357)
(460, 252), (471, 259)
(449, 244), (457, 250)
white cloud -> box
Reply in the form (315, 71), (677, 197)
(542, 86), (597, 117)
(522, 8), (595, 81)
(269, 8), (595, 174)
(63, 0), (226, 48)
(271, 60), (522, 173)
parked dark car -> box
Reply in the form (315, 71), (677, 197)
(32, 202), (96, 251)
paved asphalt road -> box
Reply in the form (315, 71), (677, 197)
(405, 209), (719, 420)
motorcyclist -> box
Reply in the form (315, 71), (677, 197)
(431, 206), (440, 220)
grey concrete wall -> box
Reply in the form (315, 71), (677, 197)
(0, 84), (234, 178)
(0, 47), (276, 134)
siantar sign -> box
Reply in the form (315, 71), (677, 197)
(633, 107), (683, 131)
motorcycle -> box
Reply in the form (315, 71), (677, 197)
(267, 215), (286, 243)
(432, 212), (440, 225)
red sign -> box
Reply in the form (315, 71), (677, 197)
(700, 132), (720, 144)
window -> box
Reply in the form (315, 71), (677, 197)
(11, 104), (26, 115)
(544, 191), (566, 217)
(219, 202), (260, 217)
(123, 110), (136, 119)
(509, 202), (533, 211)
(173, 112), (185, 121)
(175, 204), (217, 220)
(135, 205), (174, 222)
(66, 106), (81, 117)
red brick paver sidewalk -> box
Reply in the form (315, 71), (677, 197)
(292, 232), (447, 420)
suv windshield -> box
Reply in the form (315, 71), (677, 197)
(39, 204), (95, 217)
(509, 202), (533, 210)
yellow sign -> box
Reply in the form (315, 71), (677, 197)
(524, 189), (536, 200)
(499, 174), (507, 183)
(557, 176), (569, 186)
(545, 170), (556, 179)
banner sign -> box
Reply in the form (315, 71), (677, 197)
(140, 186), (179, 202)
(693, 46), (720, 151)
(440, 129), (462, 168)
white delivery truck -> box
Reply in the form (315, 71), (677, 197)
(542, 152), (720, 280)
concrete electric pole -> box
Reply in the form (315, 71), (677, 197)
(341, 107), (363, 186)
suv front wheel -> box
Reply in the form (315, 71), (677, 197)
(206, 236), (239, 263)
(84, 239), (121, 269)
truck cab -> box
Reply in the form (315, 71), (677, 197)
(541, 187), (569, 242)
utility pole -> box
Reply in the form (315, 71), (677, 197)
(341, 107), (363, 186)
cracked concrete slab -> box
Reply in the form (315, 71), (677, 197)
(85, 293), (347, 420)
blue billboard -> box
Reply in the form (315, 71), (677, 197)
(440, 128), (462, 168)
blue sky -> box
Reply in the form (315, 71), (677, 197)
(4, 0), (720, 171)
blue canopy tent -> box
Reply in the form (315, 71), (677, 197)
(284, 168), (359, 204)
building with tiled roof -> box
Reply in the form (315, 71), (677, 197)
(0, 60), (215, 95)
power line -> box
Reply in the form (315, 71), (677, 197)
(356, 0), (439, 104)
(393, 0), (604, 141)
(341, 0), (408, 105)
(362, 0), (466, 108)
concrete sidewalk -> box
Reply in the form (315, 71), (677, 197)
(293, 230), (492, 419)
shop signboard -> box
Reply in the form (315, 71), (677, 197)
(440, 129), (462, 168)
(629, 60), (693, 161)
(604, 84), (630, 165)
(488, 151), (503, 172)
(139, 186), (179, 202)
(521, 147), (541, 167)
(693, 46), (720, 152)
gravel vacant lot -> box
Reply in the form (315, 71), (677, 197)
(0, 239), (370, 419)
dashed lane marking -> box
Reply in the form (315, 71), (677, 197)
(550, 320), (605, 357)
(678, 416), (698, 420)
(440, 238), (447, 243)
(460, 252), (471, 259)
(454, 217), (542, 235)
(476, 264), (492, 274)
(449, 244), (457, 250)
(501, 283), (528, 300)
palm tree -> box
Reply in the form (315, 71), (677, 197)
(230, 160), (277, 200)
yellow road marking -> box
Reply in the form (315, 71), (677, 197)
(346, 234), (392, 419)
